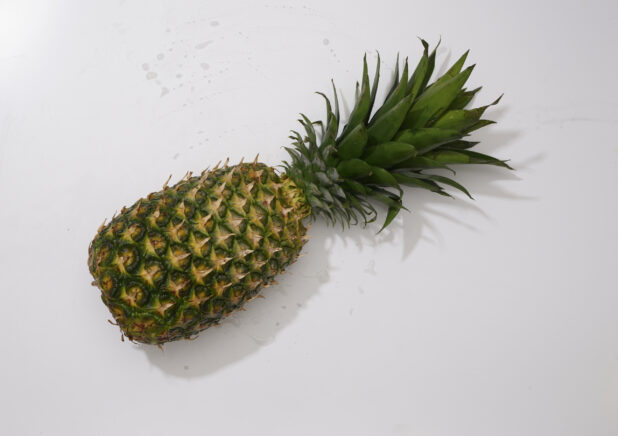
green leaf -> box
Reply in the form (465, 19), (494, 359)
(449, 86), (481, 110)
(369, 53), (381, 116)
(342, 56), (371, 136)
(427, 150), (472, 164)
(384, 53), (400, 101)
(367, 94), (414, 144)
(432, 94), (502, 131)
(419, 38), (440, 92)
(431, 109), (480, 131)
(299, 114), (317, 150)
(379, 202), (402, 232)
(365, 167), (398, 186)
(392, 172), (449, 195)
(428, 50), (469, 90)
(407, 39), (429, 97)
(403, 65), (475, 130)
(343, 179), (371, 195)
(392, 156), (455, 174)
(337, 123), (368, 159)
(436, 149), (513, 169)
(427, 175), (473, 199)
(438, 140), (479, 150)
(331, 79), (340, 121)
(464, 119), (496, 133)
(370, 59), (409, 124)
(364, 142), (417, 168)
(316, 92), (339, 148)
(315, 171), (332, 186)
(395, 128), (462, 154)
(336, 158), (373, 179)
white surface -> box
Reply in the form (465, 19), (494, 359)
(1, 1), (617, 435)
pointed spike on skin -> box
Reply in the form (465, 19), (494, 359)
(223, 157), (230, 168)
(162, 174), (172, 190)
(213, 161), (221, 171)
(253, 154), (259, 165)
(97, 219), (107, 234)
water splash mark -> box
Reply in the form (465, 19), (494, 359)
(195, 40), (213, 50)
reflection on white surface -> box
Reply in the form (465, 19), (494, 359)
(0, 2), (50, 58)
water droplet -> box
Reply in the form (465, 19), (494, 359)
(183, 365), (189, 370)
(146, 72), (157, 80)
(323, 38), (329, 45)
(210, 20), (220, 26)
(157, 53), (164, 60)
(195, 41), (213, 50)
(173, 153), (180, 160)
(142, 63), (149, 71)
(160, 87), (169, 97)
(200, 63), (210, 70)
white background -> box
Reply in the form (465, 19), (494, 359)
(1, 1), (617, 435)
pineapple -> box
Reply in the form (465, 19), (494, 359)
(88, 40), (511, 344)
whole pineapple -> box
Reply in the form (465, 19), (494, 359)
(88, 41), (511, 344)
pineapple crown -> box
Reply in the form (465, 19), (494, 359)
(282, 39), (511, 231)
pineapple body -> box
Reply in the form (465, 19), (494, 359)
(88, 163), (310, 344)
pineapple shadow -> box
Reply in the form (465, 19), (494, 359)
(141, 127), (529, 378)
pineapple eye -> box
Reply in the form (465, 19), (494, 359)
(111, 219), (125, 234)
(123, 284), (148, 307)
(167, 244), (192, 270)
(116, 245), (140, 273)
(145, 232), (167, 257)
(98, 271), (116, 297)
(123, 222), (145, 242)
(93, 243), (114, 269)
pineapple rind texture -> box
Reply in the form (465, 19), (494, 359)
(88, 163), (311, 344)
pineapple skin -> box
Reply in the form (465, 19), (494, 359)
(88, 163), (311, 344)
